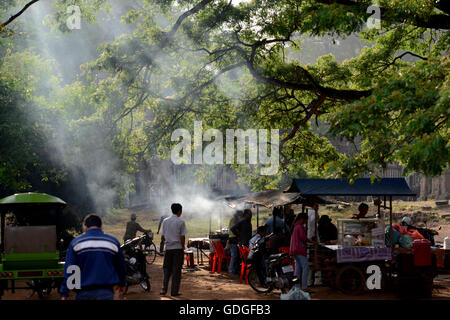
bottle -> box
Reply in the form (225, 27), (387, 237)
(444, 237), (450, 250)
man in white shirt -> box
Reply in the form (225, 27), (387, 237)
(160, 203), (187, 297)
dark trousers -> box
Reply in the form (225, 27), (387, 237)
(75, 288), (114, 300)
(162, 249), (184, 295)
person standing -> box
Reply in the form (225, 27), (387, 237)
(351, 203), (369, 219)
(160, 203), (187, 297)
(290, 212), (310, 291)
(231, 209), (253, 247)
(227, 210), (243, 275)
(265, 207), (289, 234)
(318, 215), (338, 245)
(60, 214), (126, 300)
(123, 213), (150, 242)
(157, 214), (169, 254)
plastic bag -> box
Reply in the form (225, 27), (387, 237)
(385, 226), (401, 247)
(280, 285), (311, 300)
(407, 228), (425, 240)
(399, 234), (413, 248)
(392, 223), (408, 235)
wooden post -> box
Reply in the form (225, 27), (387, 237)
(389, 195), (394, 284)
(219, 207), (222, 231)
(256, 205), (259, 227)
(377, 199), (381, 218)
(389, 195), (393, 249)
(314, 204), (319, 283)
(0, 212), (4, 253)
(209, 213), (212, 234)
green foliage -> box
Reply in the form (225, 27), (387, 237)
(329, 57), (449, 178)
(0, 0), (448, 205)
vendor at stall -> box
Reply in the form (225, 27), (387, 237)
(318, 215), (338, 245)
(351, 203), (369, 219)
(265, 207), (290, 234)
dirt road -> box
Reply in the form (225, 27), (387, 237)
(3, 254), (450, 300)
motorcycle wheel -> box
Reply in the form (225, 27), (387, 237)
(143, 243), (157, 264)
(248, 268), (272, 294)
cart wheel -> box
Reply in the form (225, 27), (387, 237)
(336, 265), (365, 295)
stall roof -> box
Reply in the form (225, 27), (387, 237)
(244, 189), (302, 208)
(224, 189), (331, 208)
(285, 178), (416, 197)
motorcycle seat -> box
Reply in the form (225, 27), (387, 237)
(268, 253), (287, 260)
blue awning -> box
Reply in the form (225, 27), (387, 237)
(285, 178), (416, 197)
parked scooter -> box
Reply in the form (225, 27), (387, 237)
(246, 233), (295, 293)
(120, 234), (151, 292)
(401, 216), (441, 246)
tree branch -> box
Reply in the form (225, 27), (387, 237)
(377, 51), (428, 72)
(0, 0), (40, 29)
(280, 95), (326, 147)
(315, 0), (450, 30)
(164, 0), (214, 41)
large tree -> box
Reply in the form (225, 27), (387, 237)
(2, 0), (449, 191)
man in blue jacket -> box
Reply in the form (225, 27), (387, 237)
(60, 214), (126, 300)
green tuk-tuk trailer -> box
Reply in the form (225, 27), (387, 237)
(0, 192), (67, 299)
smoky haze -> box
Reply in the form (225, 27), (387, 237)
(15, 0), (140, 213)
(9, 0), (365, 216)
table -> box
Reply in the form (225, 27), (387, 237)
(187, 237), (211, 265)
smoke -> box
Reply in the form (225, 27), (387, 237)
(140, 162), (247, 226)
(9, 1), (268, 216)
(11, 1), (141, 214)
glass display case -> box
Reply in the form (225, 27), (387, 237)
(337, 218), (385, 248)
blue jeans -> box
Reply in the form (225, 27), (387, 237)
(75, 288), (114, 300)
(293, 254), (309, 289)
(228, 243), (240, 274)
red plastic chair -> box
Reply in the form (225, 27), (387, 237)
(238, 245), (251, 284)
(211, 240), (231, 273)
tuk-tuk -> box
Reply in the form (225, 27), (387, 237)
(0, 193), (67, 299)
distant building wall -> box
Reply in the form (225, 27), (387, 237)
(330, 138), (450, 200)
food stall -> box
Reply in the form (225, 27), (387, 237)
(285, 178), (446, 297)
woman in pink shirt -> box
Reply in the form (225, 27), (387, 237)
(290, 212), (309, 290)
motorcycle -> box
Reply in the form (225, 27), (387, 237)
(401, 216), (441, 246)
(120, 234), (151, 292)
(408, 225), (440, 246)
(139, 231), (159, 263)
(246, 233), (295, 294)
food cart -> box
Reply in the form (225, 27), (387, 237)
(285, 178), (446, 297)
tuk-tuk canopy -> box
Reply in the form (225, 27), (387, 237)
(285, 178), (416, 197)
(0, 193), (66, 206)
